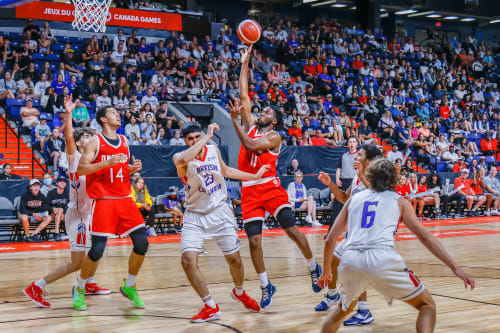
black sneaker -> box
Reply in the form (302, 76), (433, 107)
(53, 233), (61, 241)
(28, 234), (43, 243)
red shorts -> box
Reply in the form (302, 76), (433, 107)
(90, 197), (145, 237)
(241, 178), (291, 223)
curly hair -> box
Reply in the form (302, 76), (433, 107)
(73, 127), (93, 143)
(366, 158), (397, 192)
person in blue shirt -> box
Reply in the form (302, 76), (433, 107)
(323, 94), (334, 113)
(416, 100), (430, 122)
(51, 73), (66, 95)
(318, 67), (332, 94)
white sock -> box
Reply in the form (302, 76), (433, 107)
(202, 294), (216, 309)
(258, 272), (269, 288)
(234, 286), (244, 296)
(87, 276), (95, 284)
(307, 257), (317, 271)
(358, 301), (368, 311)
(126, 274), (137, 288)
(35, 278), (47, 289)
(472, 208), (476, 212)
(76, 277), (86, 289)
(327, 288), (337, 297)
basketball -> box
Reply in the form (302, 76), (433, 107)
(237, 19), (262, 44)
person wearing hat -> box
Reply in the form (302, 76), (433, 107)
(34, 114), (51, 153)
(452, 156), (468, 173)
(46, 177), (69, 241)
(19, 179), (52, 242)
(20, 98), (40, 129)
(454, 168), (486, 217)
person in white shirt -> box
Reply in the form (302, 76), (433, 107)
(125, 116), (140, 141)
(140, 88), (159, 111)
(17, 75), (36, 100)
(95, 90), (112, 109)
(386, 144), (403, 163)
(110, 43), (127, 64)
(146, 131), (161, 145)
(149, 68), (166, 92)
(34, 73), (51, 98)
(169, 130), (185, 146)
(262, 26), (274, 41)
(89, 118), (102, 134)
(113, 29), (127, 51)
(274, 26), (288, 42)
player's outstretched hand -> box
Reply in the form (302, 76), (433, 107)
(254, 164), (271, 179)
(132, 156), (142, 172)
(227, 99), (242, 119)
(241, 44), (253, 64)
(318, 272), (332, 290)
(318, 171), (332, 186)
(64, 95), (79, 115)
(107, 153), (128, 167)
(453, 267), (475, 290)
(206, 123), (219, 138)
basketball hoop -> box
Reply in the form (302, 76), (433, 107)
(71, 0), (112, 33)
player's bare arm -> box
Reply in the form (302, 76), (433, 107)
(216, 147), (270, 181)
(238, 44), (255, 131)
(318, 198), (351, 289)
(64, 96), (79, 156)
(77, 136), (127, 175)
(399, 197), (475, 290)
(129, 156), (142, 174)
(229, 99), (281, 152)
(318, 172), (351, 204)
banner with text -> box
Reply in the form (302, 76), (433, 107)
(15, 1), (182, 31)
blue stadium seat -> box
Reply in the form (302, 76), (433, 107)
(46, 54), (61, 61)
(32, 53), (45, 61)
(6, 98), (23, 107)
(51, 43), (65, 52)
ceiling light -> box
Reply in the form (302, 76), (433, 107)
(303, 0), (318, 3)
(332, 3), (347, 7)
(443, 16), (459, 20)
(380, 8), (386, 12)
(491, 18), (500, 24)
(460, 17), (475, 21)
(426, 14), (442, 18)
(350, 6), (357, 10)
(395, 9), (417, 15)
(311, 0), (336, 7)
(380, 13), (389, 18)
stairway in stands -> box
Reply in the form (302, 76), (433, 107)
(0, 114), (46, 178)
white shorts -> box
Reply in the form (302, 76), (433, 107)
(181, 204), (240, 255)
(334, 238), (346, 259)
(65, 209), (91, 251)
(338, 247), (425, 311)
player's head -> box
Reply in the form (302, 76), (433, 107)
(256, 106), (283, 131)
(73, 127), (93, 152)
(366, 158), (397, 192)
(356, 144), (383, 169)
(347, 136), (358, 151)
(96, 106), (121, 128)
(182, 122), (203, 146)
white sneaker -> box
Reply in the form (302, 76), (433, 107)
(311, 220), (322, 227)
(485, 210), (491, 217)
(493, 210), (500, 216)
(149, 227), (158, 237)
(262, 223), (269, 230)
(305, 215), (313, 224)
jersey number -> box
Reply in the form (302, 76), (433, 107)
(250, 153), (258, 168)
(204, 174), (214, 186)
(110, 167), (124, 183)
(361, 201), (378, 228)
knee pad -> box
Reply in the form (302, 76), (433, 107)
(277, 208), (296, 229)
(88, 235), (107, 262)
(130, 227), (149, 255)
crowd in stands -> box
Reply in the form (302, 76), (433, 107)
(1, 15), (500, 222)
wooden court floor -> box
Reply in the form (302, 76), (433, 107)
(1, 218), (500, 332)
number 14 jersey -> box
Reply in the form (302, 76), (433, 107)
(87, 134), (131, 199)
(345, 189), (400, 251)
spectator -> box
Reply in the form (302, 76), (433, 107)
(442, 145), (459, 171)
(396, 174), (410, 197)
(415, 175), (441, 218)
(46, 177), (69, 241)
(452, 157), (468, 173)
(287, 120), (302, 138)
(0, 71), (17, 100)
(140, 113), (156, 142)
(311, 129), (327, 146)
(46, 127), (65, 175)
(40, 172), (55, 196)
(72, 102), (90, 128)
(163, 190), (183, 227)
(480, 133), (496, 156)
(336, 136), (358, 190)
(0, 163), (22, 180)
(386, 143), (403, 163)
(481, 166), (500, 216)
(125, 115), (140, 141)
(169, 130), (185, 145)
(34, 114), (51, 153)
(358, 119), (376, 144)
(454, 169), (486, 217)
(95, 89), (112, 108)
(19, 179), (52, 242)
(287, 159), (302, 176)
(20, 98), (40, 129)
(287, 171), (321, 227)
(226, 179), (242, 215)
(131, 176), (156, 237)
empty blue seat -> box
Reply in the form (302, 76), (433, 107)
(32, 53), (45, 61)
(46, 54), (61, 61)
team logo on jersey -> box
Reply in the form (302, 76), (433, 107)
(76, 222), (87, 246)
(273, 179), (280, 186)
(69, 172), (80, 190)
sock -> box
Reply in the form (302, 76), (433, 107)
(76, 277), (86, 290)
(327, 288), (338, 297)
(87, 276), (95, 284)
(307, 257), (317, 271)
(202, 294), (216, 309)
(358, 301), (368, 311)
(126, 274), (137, 288)
(35, 278), (47, 289)
(258, 272), (269, 288)
(234, 286), (244, 296)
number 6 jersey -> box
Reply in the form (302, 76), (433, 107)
(344, 189), (400, 251)
(182, 145), (227, 214)
(86, 134), (131, 199)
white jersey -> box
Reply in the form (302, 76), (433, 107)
(350, 174), (366, 197)
(182, 145), (227, 214)
(67, 151), (92, 213)
(344, 189), (400, 251)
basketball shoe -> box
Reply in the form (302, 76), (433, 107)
(23, 282), (51, 308)
(85, 283), (112, 295)
(343, 309), (374, 326)
(191, 304), (221, 323)
(120, 280), (145, 308)
(260, 281), (276, 309)
(310, 262), (323, 293)
(231, 288), (260, 312)
(72, 286), (87, 311)
(315, 292), (341, 311)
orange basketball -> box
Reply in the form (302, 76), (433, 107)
(237, 19), (262, 45)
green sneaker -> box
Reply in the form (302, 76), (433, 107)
(120, 280), (145, 308)
(73, 286), (87, 311)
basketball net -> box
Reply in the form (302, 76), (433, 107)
(71, 0), (112, 33)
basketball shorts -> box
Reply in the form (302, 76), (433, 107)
(338, 246), (425, 311)
(90, 197), (145, 237)
(181, 204), (240, 256)
(66, 208), (91, 251)
(334, 238), (346, 259)
(241, 178), (292, 223)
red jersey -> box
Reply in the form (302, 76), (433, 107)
(396, 183), (410, 196)
(87, 134), (131, 199)
(238, 126), (279, 180)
